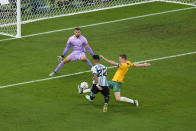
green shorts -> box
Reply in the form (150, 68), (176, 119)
(108, 81), (122, 92)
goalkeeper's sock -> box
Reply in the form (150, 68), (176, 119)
(86, 60), (93, 67)
(120, 97), (134, 104)
(54, 61), (64, 73)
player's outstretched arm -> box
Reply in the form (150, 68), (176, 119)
(85, 44), (94, 56)
(133, 63), (151, 67)
(57, 42), (71, 62)
(62, 42), (71, 57)
(100, 55), (118, 66)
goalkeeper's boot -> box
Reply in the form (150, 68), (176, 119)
(103, 103), (108, 113)
(49, 72), (56, 77)
(134, 100), (139, 107)
(77, 85), (83, 94)
(85, 95), (93, 103)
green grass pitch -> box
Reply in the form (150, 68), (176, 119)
(0, 2), (196, 131)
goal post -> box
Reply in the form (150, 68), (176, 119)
(16, 0), (21, 38)
(0, 0), (195, 38)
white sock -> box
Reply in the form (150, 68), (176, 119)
(120, 97), (134, 104)
(83, 88), (91, 93)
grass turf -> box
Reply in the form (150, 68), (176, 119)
(0, 2), (196, 131)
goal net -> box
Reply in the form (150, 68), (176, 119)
(0, 0), (18, 37)
(0, 0), (195, 38)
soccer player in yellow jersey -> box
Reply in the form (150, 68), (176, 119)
(100, 54), (151, 107)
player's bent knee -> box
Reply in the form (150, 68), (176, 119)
(115, 97), (121, 102)
(81, 56), (88, 61)
(62, 60), (67, 64)
(63, 57), (71, 64)
(81, 58), (88, 61)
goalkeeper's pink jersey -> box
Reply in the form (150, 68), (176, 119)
(67, 35), (88, 52)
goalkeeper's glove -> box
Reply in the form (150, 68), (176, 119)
(57, 55), (64, 62)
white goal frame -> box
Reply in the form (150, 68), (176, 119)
(0, 0), (195, 38)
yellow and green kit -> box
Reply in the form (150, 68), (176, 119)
(108, 61), (134, 92)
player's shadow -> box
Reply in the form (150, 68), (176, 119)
(77, 102), (140, 114)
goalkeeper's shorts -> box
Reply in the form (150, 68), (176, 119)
(68, 51), (86, 62)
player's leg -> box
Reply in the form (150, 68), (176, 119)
(114, 92), (133, 103)
(55, 56), (71, 72)
(77, 84), (91, 94)
(101, 86), (110, 112)
(101, 86), (110, 104)
(81, 55), (93, 67)
(83, 88), (91, 93)
(114, 92), (139, 107)
(112, 82), (139, 106)
(80, 88), (91, 94)
(85, 84), (98, 102)
(49, 56), (71, 76)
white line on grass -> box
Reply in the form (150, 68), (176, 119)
(0, 6), (195, 43)
(0, 51), (195, 89)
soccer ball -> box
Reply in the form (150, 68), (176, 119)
(80, 82), (88, 90)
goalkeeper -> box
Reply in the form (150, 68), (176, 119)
(49, 28), (94, 76)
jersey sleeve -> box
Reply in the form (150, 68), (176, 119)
(67, 37), (72, 45)
(91, 67), (97, 74)
(83, 37), (88, 46)
(62, 38), (72, 57)
(129, 62), (134, 67)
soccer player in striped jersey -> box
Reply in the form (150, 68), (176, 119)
(100, 54), (151, 107)
(85, 55), (110, 112)
(49, 28), (94, 76)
